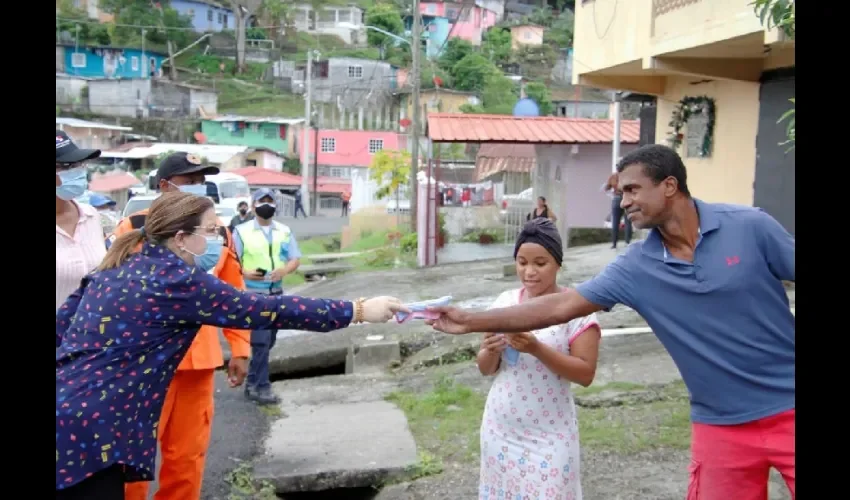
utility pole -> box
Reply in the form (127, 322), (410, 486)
(611, 96), (621, 173)
(312, 115), (319, 215)
(410, 0), (422, 226)
(301, 54), (312, 214)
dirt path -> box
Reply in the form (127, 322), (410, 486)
(269, 333), (792, 500)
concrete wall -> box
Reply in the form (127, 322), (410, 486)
(88, 79), (151, 118)
(535, 142), (639, 246)
(656, 77), (760, 205)
(56, 76), (90, 109)
(311, 58), (397, 108)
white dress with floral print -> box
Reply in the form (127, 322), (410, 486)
(479, 288), (600, 500)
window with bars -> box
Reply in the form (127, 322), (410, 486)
(71, 53), (86, 68)
(321, 137), (336, 153)
(368, 139), (384, 154)
(348, 65), (363, 78)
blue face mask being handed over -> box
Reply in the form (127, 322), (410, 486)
(195, 236), (224, 272)
(56, 167), (88, 201)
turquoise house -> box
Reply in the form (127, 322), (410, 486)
(57, 45), (168, 79)
(404, 15), (449, 59)
(200, 116), (305, 155)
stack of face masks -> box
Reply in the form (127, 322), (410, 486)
(395, 296), (453, 323)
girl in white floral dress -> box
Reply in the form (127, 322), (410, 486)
(477, 219), (602, 500)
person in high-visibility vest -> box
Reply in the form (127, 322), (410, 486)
(233, 188), (302, 405)
(116, 153), (251, 500)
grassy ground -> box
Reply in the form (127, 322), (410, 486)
(386, 375), (691, 476)
(281, 229), (415, 287)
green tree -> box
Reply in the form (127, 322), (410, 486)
(100, 0), (193, 50)
(452, 53), (501, 92)
(524, 81), (554, 116)
(364, 3), (405, 49)
(460, 74), (518, 115)
(371, 149), (411, 227)
(56, 0), (112, 45)
(224, 1), (264, 74)
(481, 28), (512, 66)
(437, 38), (474, 74)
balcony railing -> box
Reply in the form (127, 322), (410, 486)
(653, 0), (700, 18)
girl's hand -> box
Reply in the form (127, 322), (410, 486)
(481, 332), (507, 354)
(506, 332), (540, 354)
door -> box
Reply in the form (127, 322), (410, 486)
(754, 68), (795, 235)
(639, 104), (657, 146)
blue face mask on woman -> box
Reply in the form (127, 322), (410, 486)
(56, 167), (88, 201)
(195, 236), (224, 272)
(169, 181), (207, 197)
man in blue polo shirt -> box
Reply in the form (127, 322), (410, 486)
(428, 144), (795, 500)
(233, 188), (302, 405)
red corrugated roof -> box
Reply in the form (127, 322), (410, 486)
(230, 167), (301, 186)
(230, 167), (350, 194)
(427, 113), (641, 144)
(475, 143), (537, 181)
(89, 172), (142, 193)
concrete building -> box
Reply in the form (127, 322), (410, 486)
(201, 115), (305, 157)
(87, 79), (218, 119)
(571, 0), (795, 233)
(56, 117), (132, 151)
(510, 24), (545, 50)
(171, 0), (237, 32)
(292, 3), (365, 45)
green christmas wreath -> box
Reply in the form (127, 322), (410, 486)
(666, 95), (716, 158)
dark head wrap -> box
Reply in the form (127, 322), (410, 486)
(514, 218), (564, 266)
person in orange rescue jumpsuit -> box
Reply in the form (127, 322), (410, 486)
(116, 153), (251, 500)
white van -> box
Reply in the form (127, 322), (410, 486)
(147, 169), (251, 211)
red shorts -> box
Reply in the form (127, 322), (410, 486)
(689, 408), (795, 500)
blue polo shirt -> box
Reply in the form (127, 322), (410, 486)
(576, 200), (795, 425)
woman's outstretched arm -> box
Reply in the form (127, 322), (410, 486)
(174, 269), (355, 332)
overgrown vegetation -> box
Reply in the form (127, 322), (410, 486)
(225, 462), (277, 500)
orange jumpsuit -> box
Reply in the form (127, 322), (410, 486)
(115, 210), (251, 500)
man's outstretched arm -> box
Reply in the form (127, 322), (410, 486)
(463, 288), (604, 333)
(431, 257), (635, 334)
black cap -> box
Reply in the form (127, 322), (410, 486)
(56, 130), (101, 164)
(156, 152), (220, 183)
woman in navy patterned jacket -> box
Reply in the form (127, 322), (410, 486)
(56, 192), (406, 500)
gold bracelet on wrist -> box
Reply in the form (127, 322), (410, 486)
(353, 297), (365, 324)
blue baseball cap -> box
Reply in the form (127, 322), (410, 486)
(89, 193), (117, 208)
(251, 188), (276, 203)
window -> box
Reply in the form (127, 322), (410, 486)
(264, 126), (279, 139)
(524, 31), (531, 40)
(187, 9), (194, 16)
(246, 159), (257, 166)
(71, 52), (86, 68)
(348, 65), (363, 79)
(329, 167), (347, 178)
(446, 8), (458, 20)
(222, 15), (228, 28)
(131, 56), (139, 71)
(321, 137), (336, 153)
(218, 12), (223, 23)
(208, 9), (213, 21)
(368, 139), (383, 154)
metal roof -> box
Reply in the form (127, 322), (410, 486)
(475, 144), (536, 181)
(100, 143), (253, 164)
(427, 113), (641, 144)
(56, 117), (133, 132)
(208, 115), (306, 125)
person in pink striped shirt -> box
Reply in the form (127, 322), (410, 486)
(56, 130), (106, 311)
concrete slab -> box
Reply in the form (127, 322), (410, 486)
(254, 401), (418, 493)
(345, 337), (401, 374)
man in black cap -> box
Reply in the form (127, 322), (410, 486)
(116, 152), (252, 500)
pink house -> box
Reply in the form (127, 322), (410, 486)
(420, 2), (499, 45)
(306, 129), (404, 178)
